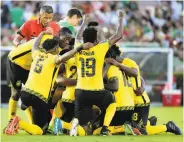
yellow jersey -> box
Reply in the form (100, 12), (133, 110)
(22, 50), (59, 103)
(8, 35), (53, 70)
(107, 65), (134, 109)
(122, 58), (150, 105)
(75, 41), (109, 90)
(62, 57), (77, 103)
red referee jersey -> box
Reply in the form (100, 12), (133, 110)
(17, 19), (61, 41)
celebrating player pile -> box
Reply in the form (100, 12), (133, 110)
(4, 6), (181, 137)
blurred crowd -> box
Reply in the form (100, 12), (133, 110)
(1, 1), (183, 61)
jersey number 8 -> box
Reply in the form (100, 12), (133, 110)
(79, 57), (96, 77)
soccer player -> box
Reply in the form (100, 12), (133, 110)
(93, 45), (136, 135)
(6, 27), (73, 123)
(58, 8), (82, 37)
(4, 31), (94, 135)
(13, 5), (60, 47)
(104, 47), (182, 135)
(70, 10), (125, 136)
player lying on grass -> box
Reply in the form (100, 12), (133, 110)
(4, 30), (94, 135)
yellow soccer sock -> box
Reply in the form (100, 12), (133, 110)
(93, 127), (102, 135)
(25, 106), (33, 124)
(146, 125), (167, 135)
(109, 126), (125, 134)
(19, 120), (43, 135)
(8, 98), (18, 119)
(61, 120), (86, 136)
(93, 126), (124, 135)
(49, 100), (65, 127)
(103, 103), (116, 127)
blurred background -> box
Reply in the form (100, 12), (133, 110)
(1, 1), (183, 106)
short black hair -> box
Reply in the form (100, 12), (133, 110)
(105, 45), (121, 59)
(42, 37), (59, 51)
(58, 27), (72, 37)
(88, 21), (99, 27)
(82, 27), (97, 43)
(40, 5), (53, 14)
(67, 8), (82, 18)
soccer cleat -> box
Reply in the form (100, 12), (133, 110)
(148, 116), (157, 126)
(70, 118), (79, 136)
(53, 118), (63, 135)
(124, 123), (136, 135)
(166, 121), (182, 135)
(4, 116), (20, 135)
(131, 122), (147, 135)
(100, 126), (112, 136)
(47, 125), (54, 134)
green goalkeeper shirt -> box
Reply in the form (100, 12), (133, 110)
(57, 19), (76, 37)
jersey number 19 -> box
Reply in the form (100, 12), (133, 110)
(79, 57), (96, 77)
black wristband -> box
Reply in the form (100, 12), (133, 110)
(76, 45), (83, 52)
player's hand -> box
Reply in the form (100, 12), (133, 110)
(83, 14), (90, 23)
(45, 27), (53, 35)
(82, 42), (94, 50)
(134, 87), (145, 96)
(105, 58), (119, 66)
(117, 10), (126, 18)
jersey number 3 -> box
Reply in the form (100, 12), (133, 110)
(79, 57), (96, 77)
(34, 58), (44, 74)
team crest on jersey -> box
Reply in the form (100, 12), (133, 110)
(16, 80), (21, 87)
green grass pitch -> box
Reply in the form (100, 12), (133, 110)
(1, 107), (183, 142)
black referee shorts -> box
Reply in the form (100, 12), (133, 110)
(74, 89), (115, 126)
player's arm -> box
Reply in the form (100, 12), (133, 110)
(13, 22), (30, 47)
(56, 76), (77, 86)
(105, 58), (138, 77)
(76, 14), (89, 42)
(108, 10), (126, 46)
(134, 76), (145, 96)
(32, 31), (47, 52)
(13, 35), (24, 47)
(55, 42), (93, 65)
(105, 77), (119, 92)
(103, 63), (111, 78)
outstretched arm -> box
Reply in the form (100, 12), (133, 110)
(56, 76), (77, 86)
(76, 14), (89, 42)
(105, 58), (138, 77)
(55, 42), (93, 65)
(32, 32), (45, 52)
(108, 10), (126, 46)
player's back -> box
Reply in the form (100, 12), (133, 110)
(75, 41), (109, 90)
(122, 58), (150, 105)
(62, 57), (77, 103)
(22, 50), (59, 103)
(8, 35), (53, 70)
(107, 65), (134, 108)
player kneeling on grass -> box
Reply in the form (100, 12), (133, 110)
(104, 47), (182, 135)
(4, 31), (94, 135)
(92, 45), (138, 135)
